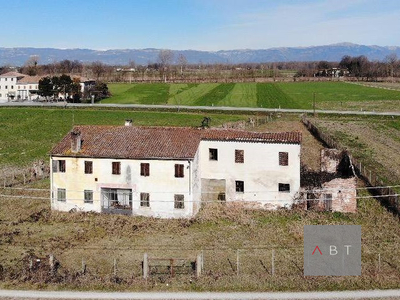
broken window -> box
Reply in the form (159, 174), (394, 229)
(324, 193), (333, 211)
(59, 160), (66, 173)
(174, 194), (185, 209)
(218, 192), (226, 202)
(279, 152), (289, 166)
(84, 161), (93, 174)
(52, 160), (66, 173)
(84, 190), (93, 204)
(175, 164), (184, 178)
(235, 149), (244, 163)
(57, 188), (66, 202)
(278, 183), (290, 192)
(209, 148), (218, 161)
(235, 181), (244, 193)
(140, 163), (150, 176)
(112, 162), (121, 175)
(140, 192), (150, 207)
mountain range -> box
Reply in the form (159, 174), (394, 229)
(1, 43), (399, 66)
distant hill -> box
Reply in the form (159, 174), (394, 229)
(1, 43), (399, 66)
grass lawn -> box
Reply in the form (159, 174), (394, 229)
(106, 82), (400, 111)
(0, 108), (248, 168)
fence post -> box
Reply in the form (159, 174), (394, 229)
(236, 249), (240, 276)
(143, 253), (148, 279)
(271, 249), (275, 276)
(49, 254), (55, 275)
(378, 253), (381, 273)
(201, 250), (204, 271)
(196, 253), (202, 278)
(113, 258), (117, 277)
(81, 258), (86, 275)
(23, 173), (26, 185)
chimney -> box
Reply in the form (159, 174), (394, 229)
(70, 129), (82, 153)
(125, 119), (133, 126)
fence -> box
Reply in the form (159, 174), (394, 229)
(0, 161), (50, 188)
(301, 116), (400, 215)
(2, 246), (399, 285)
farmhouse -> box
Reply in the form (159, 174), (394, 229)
(50, 121), (302, 218)
(0, 71), (95, 101)
(0, 72), (40, 101)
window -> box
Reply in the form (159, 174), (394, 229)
(57, 188), (66, 202)
(52, 160), (66, 173)
(174, 164), (184, 178)
(235, 149), (244, 163)
(112, 162), (121, 175)
(11, 85), (13, 89)
(209, 148), (218, 161)
(59, 160), (66, 172)
(279, 152), (289, 166)
(84, 190), (93, 204)
(174, 194), (184, 209)
(279, 183), (290, 192)
(235, 181), (244, 192)
(218, 192), (226, 202)
(5, 85), (7, 89)
(84, 161), (93, 174)
(140, 192), (150, 207)
(140, 163), (150, 176)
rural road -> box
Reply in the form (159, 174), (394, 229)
(1, 289), (400, 300)
(1, 101), (400, 116)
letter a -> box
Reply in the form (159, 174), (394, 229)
(312, 245), (322, 255)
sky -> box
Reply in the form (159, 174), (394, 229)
(1, 0), (400, 51)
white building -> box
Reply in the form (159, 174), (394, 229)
(50, 122), (302, 218)
(0, 72), (95, 102)
(0, 72), (40, 101)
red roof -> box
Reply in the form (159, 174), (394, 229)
(50, 125), (302, 160)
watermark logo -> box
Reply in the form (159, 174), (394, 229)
(304, 225), (361, 276)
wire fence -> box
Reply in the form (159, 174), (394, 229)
(1, 246), (399, 284)
(0, 161), (49, 188)
(302, 116), (400, 215)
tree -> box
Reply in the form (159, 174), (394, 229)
(38, 77), (54, 99)
(91, 61), (107, 80)
(23, 55), (40, 76)
(177, 53), (188, 76)
(158, 49), (174, 82)
(385, 53), (398, 80)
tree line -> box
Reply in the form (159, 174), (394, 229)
(1, 51), (399, 83)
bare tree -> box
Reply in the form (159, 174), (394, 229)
(385, 53), (398, 81)
(158, 49), (174, 82)
(23, 55), (40, 75)
(177, 53), (188, 76)
(90, 61), (107, 80)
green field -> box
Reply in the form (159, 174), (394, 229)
(104, 82), (400, 111)
(0, 108), (247, 167)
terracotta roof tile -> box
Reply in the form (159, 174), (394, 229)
(50, 126), (302, 160)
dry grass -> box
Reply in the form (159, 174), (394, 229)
(0, 179), (400, 291)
